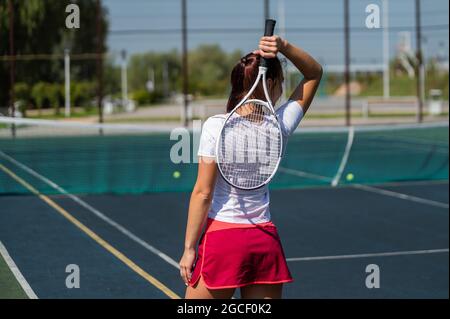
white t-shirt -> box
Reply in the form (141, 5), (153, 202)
(197, 100), (304, 224)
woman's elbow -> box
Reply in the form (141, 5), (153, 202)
(304, 64), (323, 82)
(193, 186), (214, 202)
(316, 65), (323, 80)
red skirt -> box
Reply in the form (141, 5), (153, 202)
(189, 218), (293, 289)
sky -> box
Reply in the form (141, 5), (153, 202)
(102, 0), (449, 67)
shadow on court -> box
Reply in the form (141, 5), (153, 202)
(0, 181), (448, 298)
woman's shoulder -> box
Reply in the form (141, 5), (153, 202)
(201, 114), (227, 136)
(204, 114), (227, 124)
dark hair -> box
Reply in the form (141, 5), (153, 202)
(226, 52), (283, 112)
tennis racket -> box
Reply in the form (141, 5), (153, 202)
(216, 19), (283, 190)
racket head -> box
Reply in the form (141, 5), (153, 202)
(216, 99), (283, 190)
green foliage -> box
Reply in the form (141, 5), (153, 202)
(103, 59), (121, 96)
(46, 83), (61, 115)
(28, 81), (97, 115)
(188, 45), (227, 96)
(326, 60), (449, 100)
(358, 73), (416, 97)
(73, 82), (96, 111)
(131, 89), (163, 106)
(357, 68), (448, 100)
(0, 0), (108, 106)
(64, 0), (108, 82)
(30, 82), (47, 114)
(131, 90), (150, 106)
(189, 45), (242, 96)
(13, 82), (30, 101)
(323, 73), (343, 96)
(425, 60), (449, 99)
(127, 46), (242, 101)
(13, 82), (30, 116)
(128, 50), (182, 95)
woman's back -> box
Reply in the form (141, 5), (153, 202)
(198, 99), (304, 224)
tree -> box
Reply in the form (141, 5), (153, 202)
(0, 0), (108, 107)
(47, 83), (61, 115)
(188, 45), (241, 96)
(31, 82), (47, 115)
(127, 46), (242, 101)
(13, 82), (30, 115)
(128, 50), (182, 95)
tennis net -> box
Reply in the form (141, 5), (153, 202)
(0, 116), (448, 195)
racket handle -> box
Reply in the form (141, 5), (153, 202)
(264, 19), (276, 36)
(261, 19), (277, 68)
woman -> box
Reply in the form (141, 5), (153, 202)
(179, 35), (322, 299)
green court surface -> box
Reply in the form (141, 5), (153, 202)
(0, 118), (448, 195)
(0, 250), (28, 299)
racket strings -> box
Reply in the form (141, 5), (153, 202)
(218, 101), (281, 189)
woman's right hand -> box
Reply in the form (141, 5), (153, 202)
(257, 35), (288, 59)
(179, 248), (196, 286)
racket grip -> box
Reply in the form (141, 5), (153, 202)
(264, 19), (276, 36)
(261, 19), (276, 68)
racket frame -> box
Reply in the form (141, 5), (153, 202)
(215, 65), (284, 190)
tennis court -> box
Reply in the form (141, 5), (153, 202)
(0, 118), (448, 298)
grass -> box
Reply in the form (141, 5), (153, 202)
(325, 72), (449, 100)
(357, 74), (449, 100)
(26, 108), (99, 120)
(358, 75), (417, 97)
(0, 252), (29, 299)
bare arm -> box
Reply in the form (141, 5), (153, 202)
(259, 37), (323, 113)
(179, 157), (217, 285)
(282, 42), (322, 112)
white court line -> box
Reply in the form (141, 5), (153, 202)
(278, 166), (448, 209)
(352, 183), (449, 209)
(0, 241), (38, 299)
(332, 126), (355, 187)
(287, 248), (449, 262)
(0, 151), (180, 270)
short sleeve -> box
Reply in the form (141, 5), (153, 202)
(276, 100), (304, 137)
(197, 116), (224, 158)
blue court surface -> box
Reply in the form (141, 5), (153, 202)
(0, 179), (448, 299)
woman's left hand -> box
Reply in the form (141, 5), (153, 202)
(179, 248), (196, 286)
(256, 35), (287, 59)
